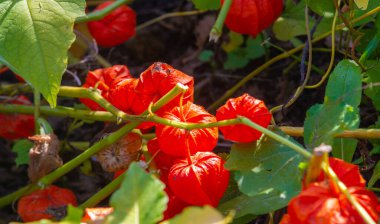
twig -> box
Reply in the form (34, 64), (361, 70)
(209, 0), (233, 42)
(75, 0), (133, 23)
(136, 10), (206, 32)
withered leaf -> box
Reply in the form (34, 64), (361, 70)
(28, 133), (63, 182)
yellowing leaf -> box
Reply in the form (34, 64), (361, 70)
(354, 0), (369, 10)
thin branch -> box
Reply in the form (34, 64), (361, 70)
(75, 0), (133, 23)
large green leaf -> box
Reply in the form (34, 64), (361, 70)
(330, 100), (360, 163)
(364, 60), (380, 111)
(303, 104), (359, 149)
(226, 130), (303, 214)
(323, 60), (361, 162)
(0, 0), (85, 107)
(325, 60), (362, 107)
(332, 138), (358, 163)
(224, 143), (255, 171)
(106, 163), (168, 224)
(163, 206), (227, 224)
(218, 189), (296, 218)
(235, 133), (303, 196)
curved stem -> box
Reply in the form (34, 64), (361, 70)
(272, 6), (315, 113)
(136, 10), (206, 32)
(207, 5), (380, 111)
(75, 0), (133, 23)
(79, 173), (124, 209)
(239, 117), (312, 158)
(305, 0), (340, 89)
(209, 0), (233, 42)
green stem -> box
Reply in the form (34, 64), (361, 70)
(2, 103), (380, 139)
(207, 5), (380, 111)
(59, 86), (128, 120)
(136, 10), (206, 32)
(209, 0), (233, 42)
(239, 117), (312, 158)
(146, 115), (240, 130)
(33, 89), (41, 134)
(0, 84), (186, 208)
(0, 104), (116, 122)
(75, 0), (133, 23)
(79, 173), (125, 209)
(367, 187), (380, 192)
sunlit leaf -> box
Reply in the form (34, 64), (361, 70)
(106, 163), (168, 224)
(0, 0), (85, 107)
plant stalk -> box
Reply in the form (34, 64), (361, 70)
(75, 0), (133, 23)
(209, 0), (233, 42)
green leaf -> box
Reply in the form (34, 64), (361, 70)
(325, 60), (362, 107)
(245, 36), (265, 60)
(106, 162), (168, 224)
(364, 60), (380, 111)
(62, 205), (83, 222)
(273, 0), (333, 41)
(224, 143), (255, 171)
(223, 49), (250, 70)
(332, 138), (358, 162)
(0, 0), (85, 107)
(223, 35), (265, 70)
(230, 214), (257, 224)
(192, 0), (220, 10)
(199, 50), (214, 62)
(324, 60), (361, 162)
(222, 32), (244, 53)
(368, 161), (380, 187)
(12, 139), (33, 166)
(163, 206), (228, 224)
(273, 17), (306, 41)
(273, 0), (306, 41)
(232, 130), (303, 214)
(306, 0), (335, 17)
(218, 189), (297, 218)
(303, 104), (359, 149)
